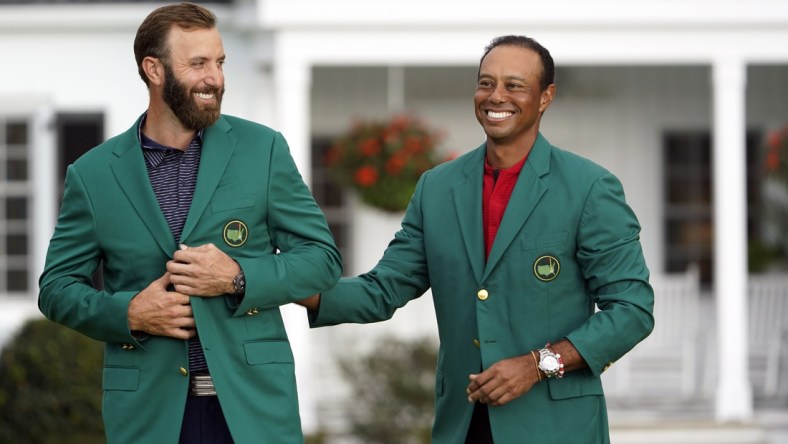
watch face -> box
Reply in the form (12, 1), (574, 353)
(542, 356), (559, 372)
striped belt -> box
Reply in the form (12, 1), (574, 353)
(189, 374), (216, 397)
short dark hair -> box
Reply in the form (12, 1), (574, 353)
(133, 2), (217, 87)
(479, 35), (555, 92)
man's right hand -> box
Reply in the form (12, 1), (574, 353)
(294, 294), (321, 312)
(128, 272), (195, 340)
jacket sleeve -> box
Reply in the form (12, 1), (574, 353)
(310, 172), (432, 327)
(564, 171), (655, 377)
(232, 132), (342, 314)
(38, 165), (139, 343)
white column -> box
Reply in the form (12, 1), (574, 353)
(272, 40), (312, 178)
(712, 58), (753, 422)
(31, 101), (56, 294)
(272, 35), (319, 432)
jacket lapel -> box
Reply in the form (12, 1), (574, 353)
(452, 145), (486, 284)
(110, 119), (174, 256)
(483, 134), (550, 281)
(180, 117), (236, 242)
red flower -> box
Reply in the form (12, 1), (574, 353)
(765, 124), (788, 178)
(354, 165), (379, 187)
(360, 138), (381, 157)
(404, 136), (423, 153)
(385, 153), (407, 175)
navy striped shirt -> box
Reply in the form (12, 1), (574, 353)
(139, 114), (208, 373)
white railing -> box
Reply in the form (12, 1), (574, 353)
(603, 269), (788, 403)
(748, 274), (788, 398)
(603, 266), (702, 400)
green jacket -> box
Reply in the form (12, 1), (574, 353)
(39, 114), (342, 443)
(312, 134), (654, 444)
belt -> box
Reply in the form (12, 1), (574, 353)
(189, 374), (216, 397)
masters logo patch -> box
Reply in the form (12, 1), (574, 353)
(533, 255), (560, 282)
(223, 220), (248, 247)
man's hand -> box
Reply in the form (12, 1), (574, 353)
(128, 272), (195, 339)
(167, 243), (240, 297)
(466, 354), (538, 406)
(293, 294), (321, 311)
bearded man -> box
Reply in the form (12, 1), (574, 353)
(38, 3), (341, 443)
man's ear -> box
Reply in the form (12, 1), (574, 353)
(142, 57), (164, 87)
(539, 84), (555, 113)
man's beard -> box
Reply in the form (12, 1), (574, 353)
(163, 64), (224, 130)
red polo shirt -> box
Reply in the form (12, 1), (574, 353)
(483, 154), (528, 260)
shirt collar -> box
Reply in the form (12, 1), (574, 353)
(137, 112), (204, 167)
(484, 153), (528, 176)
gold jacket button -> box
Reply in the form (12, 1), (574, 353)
(179, 367), (188, 376)
(477, 289), (489, 301)
(472, 338), (481, 349)
(246, 307), (260, 316)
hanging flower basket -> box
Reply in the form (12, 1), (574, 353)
(766, 123), (788, 184)
(758, 123), (788, 270)
(326, 115), (448, 212)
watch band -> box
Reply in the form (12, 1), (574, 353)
(232, 271), (246, 295)
(538, 345), (565, 379)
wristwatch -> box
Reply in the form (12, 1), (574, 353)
(232, 270), (246, 295)
(538, 347), (564, 379)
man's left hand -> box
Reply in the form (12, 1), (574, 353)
(167, 243), (240, 297)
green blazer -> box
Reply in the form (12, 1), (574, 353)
(312, 134), (654, 444)
(39, 114), (342, 444)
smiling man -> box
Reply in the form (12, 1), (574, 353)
(299, 35), (654, 443)
(38, 3), (341, 443)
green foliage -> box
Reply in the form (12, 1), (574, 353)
(0, 318), (104, 444)
(338, 336), (437, 444)
(749, 239), (783, 273)
(304, 430), (328, 444)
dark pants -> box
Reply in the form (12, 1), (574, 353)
(179, 395), (234, 444)
(465, 402), (494, 444)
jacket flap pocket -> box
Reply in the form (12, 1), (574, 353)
(521, 231), (568, 250)
(244, 340), (294, 365)
(547, 373), (603, 400)
(103, 367), (140, 391)
(212, 195), (256, 213)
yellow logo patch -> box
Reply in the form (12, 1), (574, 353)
(223, 220), (248, 247)
(533, 255), (560, 282)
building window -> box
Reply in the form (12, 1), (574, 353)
(0, 118), (31, 294)
(662, 130), (760, 287)
(54, 113), (105, 289)
(56, 113), (104, 191)
(311, 136), (352, 273)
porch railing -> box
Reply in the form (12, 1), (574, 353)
(602, 269), (788, 403)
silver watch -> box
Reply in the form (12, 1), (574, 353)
(538, 347), (564, 379)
